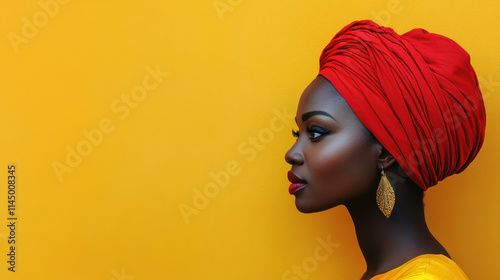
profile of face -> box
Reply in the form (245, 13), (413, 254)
(285, 75), (384, 213)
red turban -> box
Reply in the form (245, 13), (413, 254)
(318, 20), (486, 190)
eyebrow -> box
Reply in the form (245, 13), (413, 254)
(299, 110), (337, 122)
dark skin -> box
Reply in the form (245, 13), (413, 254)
(285, 75), (450, 280)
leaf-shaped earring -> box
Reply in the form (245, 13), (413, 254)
(376, 168), (395, 218)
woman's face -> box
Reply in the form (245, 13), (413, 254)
(285, 75), (381, 213)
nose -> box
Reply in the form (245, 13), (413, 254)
(285, 141), (304, 166)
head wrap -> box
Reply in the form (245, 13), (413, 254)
(318, 20), (486, 190)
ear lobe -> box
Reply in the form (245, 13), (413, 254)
(377, 147), (396, 170)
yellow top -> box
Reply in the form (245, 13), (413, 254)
(369, 254), (469, 280)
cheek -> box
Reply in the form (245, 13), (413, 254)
(307, 134), (378, 195)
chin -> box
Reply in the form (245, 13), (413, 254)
(294, 198), (333, 213)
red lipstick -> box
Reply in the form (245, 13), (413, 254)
(287, 171), (308, 194)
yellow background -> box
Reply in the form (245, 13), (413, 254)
(1, 0), (499, 279)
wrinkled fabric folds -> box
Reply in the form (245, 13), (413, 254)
(318, 20), (486, 190)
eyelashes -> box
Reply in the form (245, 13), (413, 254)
(292, 126), (330, 141)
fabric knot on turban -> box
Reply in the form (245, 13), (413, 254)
(318, 20), (486, 190)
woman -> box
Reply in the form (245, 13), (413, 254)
(285, 20), (485, 280)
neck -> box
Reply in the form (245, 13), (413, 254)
(345, 171), (449, 279)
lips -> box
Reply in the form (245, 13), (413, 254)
(287, 171), (308, 194)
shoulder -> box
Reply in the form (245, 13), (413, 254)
(370, 254), (469, 280)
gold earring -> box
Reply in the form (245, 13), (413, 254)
(376, 168), (395, 218)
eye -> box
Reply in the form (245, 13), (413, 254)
(306, 126), (329, 141)
(291, 129), (300, 138)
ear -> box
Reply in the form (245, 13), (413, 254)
(377, 146), (396, 170)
